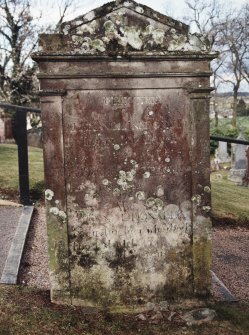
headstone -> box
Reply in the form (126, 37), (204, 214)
(27, 127), (43, 148)
(0, 117), (4, 143)
(229, 131), (248, 185)
(217, 141), (229, 163)
(33, 0), (215, 308)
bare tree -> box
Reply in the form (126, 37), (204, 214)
(241, 4), (249, 85)
(184, 0), (226, 127)
(217, 7), (249, 127)
(184, 0), (249, 128)
(55, 0), (76, 32)
(0, 0), (39, 104)
(184, 0), (224, 50)
(0, 0), (81, 105)
(0, 0), (80, 143)
(211, 56), (224, 127)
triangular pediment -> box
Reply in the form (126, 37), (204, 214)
(39, 0), (209, 55)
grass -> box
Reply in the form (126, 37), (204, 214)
(211, 170), (249, 225)
(0, 285), (249, 334)
(0, 144), (44, 198)
(210, 116), (249, 139)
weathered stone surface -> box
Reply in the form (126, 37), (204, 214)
(33, 0), (215, 308)
(27, 127), (42, 148)
(229, 132), (248, 185)
(217, 141), (229, 163)
(182, 308), (217, 325)
(35, 0), (211, 56)
(233, 132), (247, 170)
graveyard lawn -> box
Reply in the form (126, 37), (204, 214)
(0, 285), (249, 335)
(210, 117), (249, 139)
(211, 171), (249, 226)
(0, 144), (44, 200)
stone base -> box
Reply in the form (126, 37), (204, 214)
(228, 169), (246, 185)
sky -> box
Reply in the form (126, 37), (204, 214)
(36, 0), (248, 26)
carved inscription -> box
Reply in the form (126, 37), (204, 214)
(104, 96), (160, 106)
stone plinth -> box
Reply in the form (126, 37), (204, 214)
(32, 0), (216, 309)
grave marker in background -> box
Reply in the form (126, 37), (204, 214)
(218, 141), (230, 163)
(229, 131), (248, 185)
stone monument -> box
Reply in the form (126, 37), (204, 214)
(229, 131), (248, 185)
(33, 0), (216, 308)
(217, 141), (229, 163)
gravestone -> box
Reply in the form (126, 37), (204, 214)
(217, 141), (229, 163)
(229, 131), (248, 185)
(33, 0), (215, 308)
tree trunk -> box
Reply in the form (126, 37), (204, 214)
(232, 86), (238, 128)
(214, 93), (219, 128)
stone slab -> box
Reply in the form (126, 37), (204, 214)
(211, 271), (238, 302)
(0, 206), (23, 276)
(0, 206), (34, 284)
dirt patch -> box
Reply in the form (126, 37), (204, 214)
(0, 285), (249, 334)
(0, 188), (19, 203)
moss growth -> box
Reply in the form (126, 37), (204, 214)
(106, 242), (136, 271)
(70, 265), (116, 306)
(46, 209), (71, 303)
(193, 238), (212, 296)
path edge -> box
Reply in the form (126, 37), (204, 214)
(211, 270), (238, 302)
(0, 206), (34, 284)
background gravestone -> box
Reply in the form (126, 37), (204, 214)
(217, 141), (229, 163)
(229, 131), (248, 185)
(33, 0), (215, 308)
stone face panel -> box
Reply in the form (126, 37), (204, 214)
(63, 89), (193, 305)
(33, 0), (215, 308)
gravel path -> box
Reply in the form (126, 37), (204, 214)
(18, 207), (249, 302)
(0, 206), (22, 276)
(212, 226), (249, 301)
(18, 206), (50, 289)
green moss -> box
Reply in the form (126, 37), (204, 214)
(193, 237), (212, 296)
(46, 209), (71, 303)
(71, 266), (117, 307)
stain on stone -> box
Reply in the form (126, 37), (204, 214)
(106, 241), (136, 271)
(79, 253), (98, 268)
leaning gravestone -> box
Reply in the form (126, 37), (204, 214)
(229, 131), (248, 185)
(33, 0), (216, 308)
